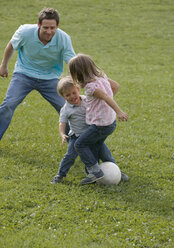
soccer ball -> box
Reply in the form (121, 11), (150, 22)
(97, 162), (121, 185)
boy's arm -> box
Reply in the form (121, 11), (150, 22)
(59, 122), (69, 146)
(93, 88), (128, 121)
(108, 78), (120, 96)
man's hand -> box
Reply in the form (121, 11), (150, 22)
(0, 65), (8, 78)
(0, 42), (14, 78)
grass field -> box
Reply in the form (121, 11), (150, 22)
(0, 0), (174, 247)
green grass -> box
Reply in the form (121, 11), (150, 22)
(0, 0), (174, 247)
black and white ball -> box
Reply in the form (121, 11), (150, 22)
(97, 162), (121, 185)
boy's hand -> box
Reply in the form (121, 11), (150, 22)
(61, 134), (69, 146)
(117, 111), (128, 121)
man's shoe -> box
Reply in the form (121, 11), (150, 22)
(50, 175), (63, 184)
(121, 172), (129, 182)
(80, 170), (104, 185)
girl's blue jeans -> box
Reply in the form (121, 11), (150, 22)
(0, 72), (66, 140)
(58, 133), (117, 178)
(74, 121), (116, 169)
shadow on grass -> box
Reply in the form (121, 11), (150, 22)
(0, 145), (51, 168)
(1, 146), (173, 219)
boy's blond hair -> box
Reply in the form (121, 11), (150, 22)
(57, 75), (79, 97)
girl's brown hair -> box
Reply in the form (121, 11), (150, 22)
(68, 54), (104, 88)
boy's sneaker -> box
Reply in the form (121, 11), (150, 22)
(121, 172), (129, 182)
(80, 169), (104, 185)
(50, 175), (63, 184)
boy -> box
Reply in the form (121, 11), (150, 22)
(51, 76), (129, 183)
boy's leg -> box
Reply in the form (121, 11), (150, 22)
(58, 135), (78, 177)
(0, 73), (34, 140)
(51, 135), (78, 183)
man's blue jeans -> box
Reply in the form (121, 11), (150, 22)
(58, 133), (117, 178)
(0, 72), (65, 140)
(74, 121), (116, 169)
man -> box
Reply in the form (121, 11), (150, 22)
(0, 8), (76, 140)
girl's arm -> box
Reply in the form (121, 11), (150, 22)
(59, 122), (69, 146)
(93, 88), (128, 121)
(108, 78), (120, 96)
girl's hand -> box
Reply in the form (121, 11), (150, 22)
(117, 111), (128, 121)
(61, 134), (69, 146)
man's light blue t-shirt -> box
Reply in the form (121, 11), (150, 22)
(11, 24), (76, 80)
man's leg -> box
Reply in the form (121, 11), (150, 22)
(37, 78), (69, 134)
(37, 78), (65, 114)
(0, 73), (34, 140)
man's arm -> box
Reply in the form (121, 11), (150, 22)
(0, 42), (14, 78)
(63, 35), (76, 64)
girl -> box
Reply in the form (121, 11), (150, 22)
(69, 54), (128, 185)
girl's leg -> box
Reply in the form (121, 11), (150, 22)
(98, 142), (117, 164)
(75, 121), (116, 169)
(74, 121), (116, 184)
(98, 141), (129, 182)
(74, 125), (100, 169)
